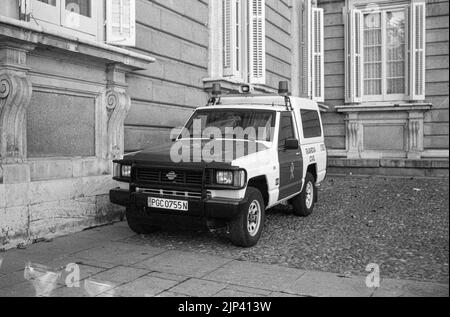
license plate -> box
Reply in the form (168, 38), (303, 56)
(148, 197), (188, 211)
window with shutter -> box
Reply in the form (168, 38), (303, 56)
(409, 1), (426, 100)
(223, 0), (243, 78)
(220, 0), (265, 84)
(300, 0), (312, 99)
(249, 0), (266, 84)
(311, 7), (324, 102)
(106, 0), (136, 47)
(223, 0), (233, 76)
(345, 8), (363, 104)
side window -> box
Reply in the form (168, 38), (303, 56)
(301, 110), (322, 139)
(278, 113), (295, 149)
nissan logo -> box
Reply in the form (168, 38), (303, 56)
(166, 171), (177, 181)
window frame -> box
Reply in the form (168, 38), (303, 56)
(346, 0), (427, 104)
(278, 112), (298, 150)
(61, 0), (98, 36)
(223, 0), (248, 81)
(300, 109), (323, 139)
(361, 5), (407, 102)
(32, 0), (61, 25)
(31, 0), (100, 39)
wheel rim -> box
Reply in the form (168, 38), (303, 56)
(247, 200), (262, 237)
(305, 182), (314, 209)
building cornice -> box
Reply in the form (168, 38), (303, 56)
(335, 103), (433, 113)
(0, 16), (155, 71)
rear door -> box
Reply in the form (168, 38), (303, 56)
(277, 112), (303, 201)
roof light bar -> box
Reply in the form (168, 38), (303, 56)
(208, 83), (222, 106)
(278, 81), (289, 96)
(212, 83), (222, 97)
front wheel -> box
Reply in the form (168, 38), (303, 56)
(291, 173), (316, 217)
(229, 187), (265, 248)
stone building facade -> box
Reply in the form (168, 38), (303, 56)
(0, 0), (448, 249)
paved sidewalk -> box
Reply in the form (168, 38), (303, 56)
(0, 222), (448, 297)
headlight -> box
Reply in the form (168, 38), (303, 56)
(215, 170), (246, 187)
(121, 165), (132, 178)
(113, 163), (131, 179)
(216, 171), (234, 185)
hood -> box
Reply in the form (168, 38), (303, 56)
(125, 139), (269, 165)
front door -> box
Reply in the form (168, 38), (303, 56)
(278, 112), (303, 200)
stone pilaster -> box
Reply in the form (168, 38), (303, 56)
(407, 111), (425, 159)
(105, 64), (131, 161)
(346, 113), (362, 159)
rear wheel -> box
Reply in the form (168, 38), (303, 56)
(291, 172), (316, 217)
(229, 187), (265, 248)
(126, 208), (159, 234)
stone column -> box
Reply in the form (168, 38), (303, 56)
(0, 41), (34, 183)
(105, 64), (131, 161)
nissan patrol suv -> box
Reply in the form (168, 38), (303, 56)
(110, 82), (327, 247)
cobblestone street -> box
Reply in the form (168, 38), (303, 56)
(0, 176), (448, 297)
(123, 175), (449, 284)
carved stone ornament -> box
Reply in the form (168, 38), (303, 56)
(105, 88), (131, 160)
(0, 71), (32, 163)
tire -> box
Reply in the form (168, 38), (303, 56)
(291, 172), (317, 217)
(126, 208), (159, 234)
(229, 187), (265, 248)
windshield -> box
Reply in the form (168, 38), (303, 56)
(184, 109), (276, 142)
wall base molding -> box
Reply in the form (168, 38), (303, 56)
(327, 157), (449, 178)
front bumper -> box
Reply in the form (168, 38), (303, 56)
(109, 188), (247, 220)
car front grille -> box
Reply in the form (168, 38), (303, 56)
(136, 188), (203, 200)
(135, 167), (211, 187)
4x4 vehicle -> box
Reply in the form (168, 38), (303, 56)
(110, 82), (327, 247)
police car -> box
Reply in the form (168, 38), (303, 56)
(110, 82), (327, 247)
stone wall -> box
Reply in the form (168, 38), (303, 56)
(124, 0), (210, 152)
(424, 0), (449, 156)
(125, 0), (297, 152)
(265, 0), (293, 90)
(319, 0), (346, 152)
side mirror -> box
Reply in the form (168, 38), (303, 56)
(285, 139), (299, 150)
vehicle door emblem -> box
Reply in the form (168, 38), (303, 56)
(290, 163), (295, 180)
(166, 171), (177, 181)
